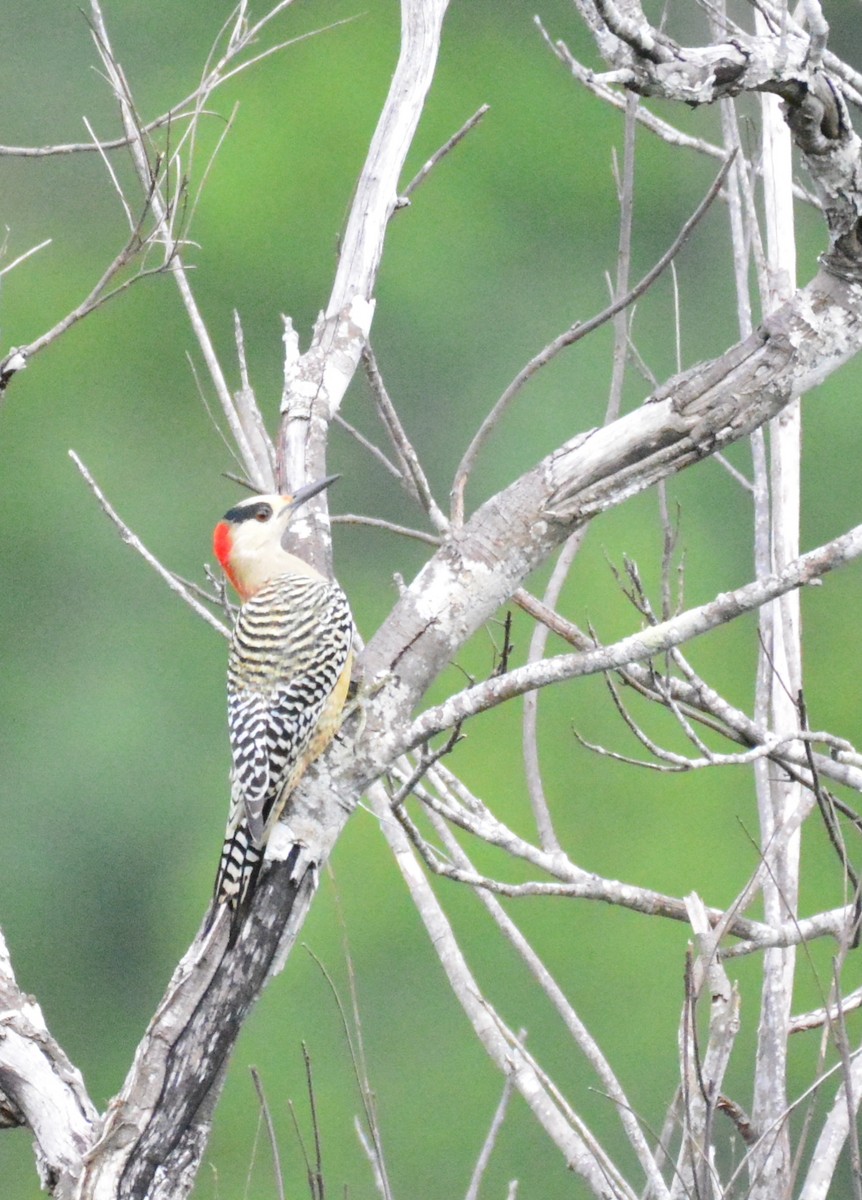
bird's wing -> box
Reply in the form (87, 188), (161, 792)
(227, 689), (273, 846)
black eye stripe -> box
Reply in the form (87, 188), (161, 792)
(223, 501), (274, 524)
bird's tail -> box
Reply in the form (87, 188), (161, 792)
(208, 819), (264, 946)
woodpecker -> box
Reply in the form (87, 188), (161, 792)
(209, 476), (354, 943)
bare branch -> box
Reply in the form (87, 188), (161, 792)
(464, 1068), (515, 1200)
(0, 929), (97, 1197)
(387, 758), (846, 949)
(522, 536), (584, 854)
(303, 938), (394, 1200)
(450, 152), (736, 523)
(231, 310), (277, 487)
(249, 1068), (286, 1200)
(9, 8), (862, 1200)
(402, 103), (490, 198)
(0, 238), (52, 279)
(334, 412), (403, 481)
(362, 344), (448, 530)
(367, 780), (640, 1199)
(69, 451), (229, 638)
(278, 0), (451, 495)
(0, 180), (176, 388)
(538, 16), (823, 210)
(798, 1043), (862, 1200)
(406, 523), (862, 747)
(332, 513), (441, 546)
(428, 812), (670, 1199)
(672, 894), (740, 1198)
(87, 0), (274, 493)
(790, 986), (862, 1034)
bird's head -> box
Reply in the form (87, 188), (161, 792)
(213, 475), (338, 600)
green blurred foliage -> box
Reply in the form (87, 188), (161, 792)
(2, 2), (862, 1198)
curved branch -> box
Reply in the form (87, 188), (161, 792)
(449, 152), (735, 522)
(277, 0), (450, 498)
(362, 264), (862, 728)
(72, 6), (453, 1196)
(405, 520), (862, 746)
(21, 9), (862, 1200)
(78, 859), (315, 1200)
(0, 931), (97, 1199)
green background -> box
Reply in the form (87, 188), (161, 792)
(2, 2), (862, 1196)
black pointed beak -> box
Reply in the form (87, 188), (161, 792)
(286, 474), (340, 511)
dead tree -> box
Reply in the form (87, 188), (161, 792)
(2, 2), (862, 1198)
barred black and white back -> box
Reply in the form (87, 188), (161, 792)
(211, 571), (354, 943)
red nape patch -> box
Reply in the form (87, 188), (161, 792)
(213, 521), (233, 571)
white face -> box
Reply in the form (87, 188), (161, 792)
(216, 477), (337, 597)
(226, 495), (292, 549)
(217, 493), (324, 597)
(220, 496), (291, 590)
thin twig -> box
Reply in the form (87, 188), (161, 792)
(713, 450), (754, 493)
(607, 92), (637, 423)
(362, 344), (448, 530)
(250, 1067), (287, 1200)
(332, 513), (441, 546)
(535, 15), (824, 209)
(5, 186), (172, 373)
(390, 761), (849, 949)
(407, 520), (862, 748)
(402, 104), (490, 197)
(302, 1043), (325, 1200)
(69, 450), (229, 637)
(332, 875), (394, 1200)
(87, 0), (271, 490)
(287, 1098), (318, 1200)
(0, 238), (52, 279)
(464, 1060), (517, 1200)
(790, 986), (862, 1033)
(831, 961), (862, 1200)
(83, 114), (136, 230)
(450, 151), (736, 522)
(304, 941), (393, 1200)
(333, 413), (402, 479)
(428, 810), (670, 1200)
(522, 535), (584, 853)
